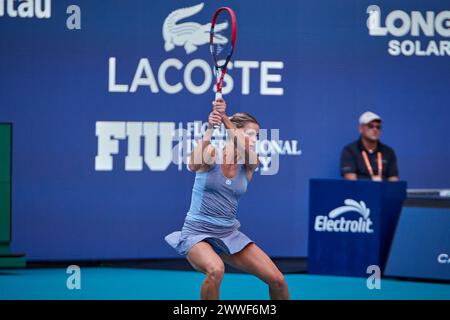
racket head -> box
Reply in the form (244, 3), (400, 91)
(210, 7), (237, 70)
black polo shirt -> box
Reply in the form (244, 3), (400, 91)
(340, 138), (399, 180)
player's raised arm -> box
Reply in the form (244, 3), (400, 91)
(188, 110), (221, 172)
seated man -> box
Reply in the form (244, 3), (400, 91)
(340, 111), (399, 181)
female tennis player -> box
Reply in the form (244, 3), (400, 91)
(165, 98), (290, 300)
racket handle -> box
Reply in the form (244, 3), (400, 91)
(213, 92), (223, 129)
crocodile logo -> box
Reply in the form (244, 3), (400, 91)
(162, 2), (229, 54)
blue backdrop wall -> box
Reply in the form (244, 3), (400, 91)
(1, 0), (449, 260)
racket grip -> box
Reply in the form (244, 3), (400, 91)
(213, 92), (223, 129)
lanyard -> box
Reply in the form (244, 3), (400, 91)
(361, 150), (383, 178)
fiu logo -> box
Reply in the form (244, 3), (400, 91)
(314, 199), (374, 233)
(163, 2), (228, 54)
(0, 0), (51, 19)
(94, 121), (302, 174)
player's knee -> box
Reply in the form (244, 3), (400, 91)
(205, 262), (225, 284)
(268, 272), (286, 290)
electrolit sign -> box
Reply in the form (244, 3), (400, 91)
(314, 199), (374, 233)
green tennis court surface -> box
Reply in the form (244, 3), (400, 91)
(1, 267), (449, 300)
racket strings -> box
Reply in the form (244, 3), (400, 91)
(211, 13), (232, 65)
(210, 8), (236, 95)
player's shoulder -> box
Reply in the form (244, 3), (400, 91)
(203, 144), (219, 169)
(187, 144), (218, 173)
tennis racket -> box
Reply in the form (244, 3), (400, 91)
(210, 7), (237, 127)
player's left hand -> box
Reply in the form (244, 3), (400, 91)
(212, 98), (226, 114)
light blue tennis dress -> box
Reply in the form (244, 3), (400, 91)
(165, 151), (254, 256)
